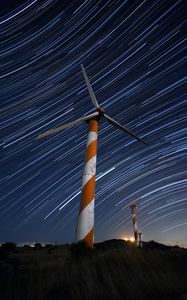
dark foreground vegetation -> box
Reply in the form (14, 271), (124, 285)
(0, 240), (187, 300)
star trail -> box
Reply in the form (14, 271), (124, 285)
(1, 0), (186, 247)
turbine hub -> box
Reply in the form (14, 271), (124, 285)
(97, 107), (105, 115)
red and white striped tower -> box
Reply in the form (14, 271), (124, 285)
(76, 109), (103, 247)
(130, 204), (139, 246)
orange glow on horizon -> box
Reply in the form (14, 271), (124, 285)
(123, 236), (135, 243)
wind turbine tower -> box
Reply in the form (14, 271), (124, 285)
(36, 65), (148, 248)
(130, 203), (139, 246)
(138, 232), (143, 247)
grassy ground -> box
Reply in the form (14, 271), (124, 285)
(0, 241), (187, 300)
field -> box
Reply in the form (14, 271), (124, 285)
(0, 240), (187, 300)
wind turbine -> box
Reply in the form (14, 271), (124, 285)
(36, 64), (148, 248)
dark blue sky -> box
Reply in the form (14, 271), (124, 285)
(1, 0), (187, 247)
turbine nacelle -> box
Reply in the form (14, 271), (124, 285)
(97, 106), (105, 116)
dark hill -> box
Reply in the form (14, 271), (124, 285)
(95, 238), (187, 251)
(95, 238), (128, 249)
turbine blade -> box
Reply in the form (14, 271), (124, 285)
(36, 112), (99, 140)
(103, 113), (149, 146)
(81, 64), (99, 108)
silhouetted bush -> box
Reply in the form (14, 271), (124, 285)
(0, 242), (17, 260)
(34, 242), (42, 249)
(23, 244), (31, 249)
(0, 242), (16, 253)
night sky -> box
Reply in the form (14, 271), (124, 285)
(1, 0), (186, 247)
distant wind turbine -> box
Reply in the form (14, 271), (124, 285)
(36, 64), (148, 247)
(130, 203), (139, 246)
